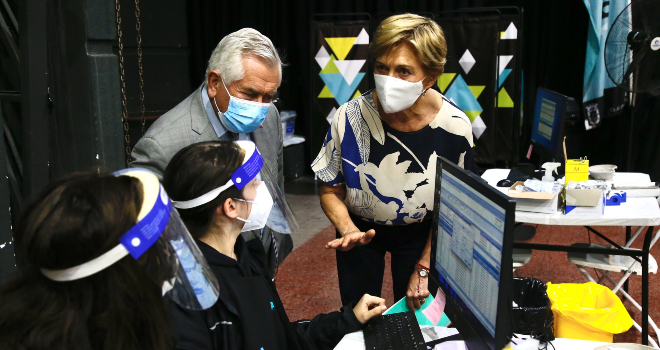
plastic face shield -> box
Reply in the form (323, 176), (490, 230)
(172, 140), (299, 235)
(40, 169), (220, 310)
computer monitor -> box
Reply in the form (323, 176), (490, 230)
(530, 88), (579, 162)
(429, 157), (516, 350)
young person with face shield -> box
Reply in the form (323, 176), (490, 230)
(312, 14), (477, 312)
(163, 140), (387, 350)
(0, 170), (220, 350)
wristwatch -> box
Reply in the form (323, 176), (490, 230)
(416, 260), (429, 278)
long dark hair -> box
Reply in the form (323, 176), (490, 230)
(0, 173), (173, 350)
(163, 141), (245, 239)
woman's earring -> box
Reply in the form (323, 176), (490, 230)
(422, 89), (428, 96)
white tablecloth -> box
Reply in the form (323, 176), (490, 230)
(333, 328), (611, 350)
(481, 170), (660, 227)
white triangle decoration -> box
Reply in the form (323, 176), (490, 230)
(472, 115), (487, 139)
(334, 60), (366, 85)
(501, 22), (518, 40)
(326, 107), (337, 125)
(354, 28), (369, 44)
(499, 55), (513, 75)
(315, 46), (331, 69)
(458, 49), (476, 74)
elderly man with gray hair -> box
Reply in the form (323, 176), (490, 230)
(131, 28), (292, 274)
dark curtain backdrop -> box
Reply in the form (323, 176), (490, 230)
(186, 0), (660, 179)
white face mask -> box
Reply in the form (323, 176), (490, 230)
(373, 74), (426, 114)
(235, 182), (273, 232)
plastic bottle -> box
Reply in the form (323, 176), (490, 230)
(541, 162), (561, 182)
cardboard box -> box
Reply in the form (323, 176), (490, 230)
(507, 181), (560, 214)
(565, 197), (605, 216)
(565, 188), (604, 207)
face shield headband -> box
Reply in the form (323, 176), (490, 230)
(172, 140), (265, 209)
(171, 141), (299, 236)
(40, 168), (220, 310)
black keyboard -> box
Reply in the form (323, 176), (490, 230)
(507, 167), (532, 182)
(363, 311), (426, 350)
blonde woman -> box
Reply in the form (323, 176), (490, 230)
(313, 14), (476, 311)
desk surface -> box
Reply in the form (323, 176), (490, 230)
(333, 328), (611, 350)
(481, 170), (660, 226)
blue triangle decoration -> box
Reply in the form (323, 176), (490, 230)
(499, 69), (512, 88)
(444, 74), (483, 113)
(319, 72), (366, 105)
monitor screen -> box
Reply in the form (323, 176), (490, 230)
(430, 157), (514, 350)
(531, 88), (567, 155)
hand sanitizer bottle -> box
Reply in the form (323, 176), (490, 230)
(541, 162), (561, 182)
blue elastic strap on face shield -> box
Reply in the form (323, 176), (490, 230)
(118, 184), (172, 259)
(231, 147), (264, 190)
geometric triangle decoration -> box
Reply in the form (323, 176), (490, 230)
(326, 106), (337, 125)
(334, 59), (366, 85)
(497, 87), (514, 108)
(498, 55), (513, 75)
(501, 22), (517, 40)
(468, 85), (486, 99)
(315, 46), (331, 69)
(458, 49), (476, 74)
(355, 28), (369, 44)
(464, 110), (481, 123)
(352, 89), (362, 100)
(320, 54), (340, 74)
(320, 72), (366, 105)
(437, 73), (456, 93)
(325, 37), (357, 60)
(472, 115), (487, 139)
(318, 85), (334, 98)
(498, 69), (512, 88)
(444, 74), (483, 116)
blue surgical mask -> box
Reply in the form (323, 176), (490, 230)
(213, 79), (271, 133)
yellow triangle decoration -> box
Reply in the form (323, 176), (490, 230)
(500, 31), (505, 38)
(320, 54), (340, 74)
(319, 85), (334, 98)
(498, 88), (514, 108)
(468, 86), (486, 99)
(325, 37), (357, 60)
(464, 111), (481, 123)
(351, 90), (362, 100)
(437, 73), (456, 93)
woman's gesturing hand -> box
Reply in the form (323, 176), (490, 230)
(353, 294), (387, 324)
(325, 229), (375, 251)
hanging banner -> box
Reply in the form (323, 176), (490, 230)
(582, 0), (629, 129)
(495, 14), (521, 163)
(310, 20), (371, 163)
(437, 16), (499, 165)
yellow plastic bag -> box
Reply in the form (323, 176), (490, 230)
(546, 282), (633, 342)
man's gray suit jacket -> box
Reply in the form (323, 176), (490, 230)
(130, 86), (293, 275)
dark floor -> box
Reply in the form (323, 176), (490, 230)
(276, 223), (660, 345)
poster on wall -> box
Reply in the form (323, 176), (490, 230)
(310, 20), (371, 163)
